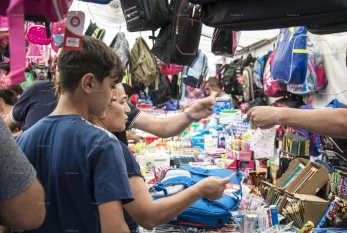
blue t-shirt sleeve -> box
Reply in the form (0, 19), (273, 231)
(120, 143), (143, 179)
(92, 139), (133, 205)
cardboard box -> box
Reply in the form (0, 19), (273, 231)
(285, 161), (329, 195)
(293, 194), (330, 226)
(275, 158), (310, 189)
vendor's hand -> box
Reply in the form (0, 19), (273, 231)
(247, 106), (281, 129)
(126, 132), (143, 143)
(187, 96), (215, 121)
(197, 176), (230, 200)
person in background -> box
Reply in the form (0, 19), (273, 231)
(205, 77), (231, 101)
(0, 89), (17, 119)
(247, 106), (347, 139)
(91, 83), (230, 232)
(121, 84), (143, 143)
(4, 80), (57, 132)
(16, 36), (133, 233)
(7, 85), (23, 98)
(0, 118), (46, 230)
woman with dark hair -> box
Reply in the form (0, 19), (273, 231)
(0, 89), (17, 119)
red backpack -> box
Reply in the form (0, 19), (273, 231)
(263, 50), (287, 97)
(1, 0), (72, 84)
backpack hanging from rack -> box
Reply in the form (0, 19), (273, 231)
(181, 49), (208, 88)
(119, 0), (170, 32)
(195, 0), (347, 31)
(130, 37), (159, 86)
(149, 75), (171, 108)
(110, 32), (130, 67)
(84, 21), (105, 40)
(1, 0), (72, 84)
(151, 0), (202, 66)
(272, 27), (308, 85)
(211, 29), (240, 57)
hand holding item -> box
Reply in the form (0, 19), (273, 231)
(186, 92), (217, 121)
(247, 106), (281, 129)
(196, 176), (231, 200)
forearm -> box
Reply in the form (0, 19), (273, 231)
(278, 108), (347, 138)
(153, 113), (191, 138)
(145, 185), (201, 228)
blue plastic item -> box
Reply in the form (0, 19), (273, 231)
(150, 165), (242, 228)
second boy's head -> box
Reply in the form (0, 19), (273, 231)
(57, 36), (124, 117)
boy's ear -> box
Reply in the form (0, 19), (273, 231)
(81, 73), (95, 94)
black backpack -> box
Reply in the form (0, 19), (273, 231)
(222, 59), (243, 96)
(198, 0), (347, 31)
(149, 75), (172, 107)
(120, 0), (171, 32)
(151, 0), (202, 66)
(211, 29), (240, 57)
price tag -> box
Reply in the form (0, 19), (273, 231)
(63, 11), (85, 51)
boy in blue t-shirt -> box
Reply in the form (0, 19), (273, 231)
(16, 36), (133, 233)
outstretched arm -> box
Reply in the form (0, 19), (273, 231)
(133, 96), (215, 138)
(247, 106), (347, 138)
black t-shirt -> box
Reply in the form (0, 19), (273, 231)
(120, 142), (143, 232)
(11, 80), (57, 131)
(113, 102), (141, 145)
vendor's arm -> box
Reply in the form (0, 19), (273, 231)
(247, 106), (347, 138)
(133, 97), (214, 138)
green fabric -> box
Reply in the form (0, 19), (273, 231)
(20, 72), (35, 90)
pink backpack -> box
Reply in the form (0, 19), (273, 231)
(26, 25), (51, 45)
(51, 19), (66, 52)
(1, 0), (72, 84)
(263, 51), (287, 97)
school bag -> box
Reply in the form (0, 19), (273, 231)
(241, 65), (255, 103)
(222, 58), (243, 96)
(272, 27), (308, 85)
(130, 37), (159, 86)
(159, 62), (184, 76)
(151, 0), (202, 66)
(263, 51), (288, 97)
(51, 19), (66, 53)
(26, 24), (51, 45)
(287, 42), (327, 95)
(109, 32), (130, 67)
(184, 81), (205, 99)
(84, 21), (105, 40)
(119, 0), (170, 32)
(181, 49), (208, 88)
(197, 0), (347, 31)
(253, 52), (270, 89)
(150, 165), (242, 228)
(1, 0), (72, 85)
(211, 29), (240, 57)
(149, 75), (171, 107)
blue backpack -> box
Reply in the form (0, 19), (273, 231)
(150, 165), (242, 228)
(272, 27), (308, 84)
(253, 52), (270, 89)
(182, 49), (209, 88)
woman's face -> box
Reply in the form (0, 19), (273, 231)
(100, 83), (130, 132)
